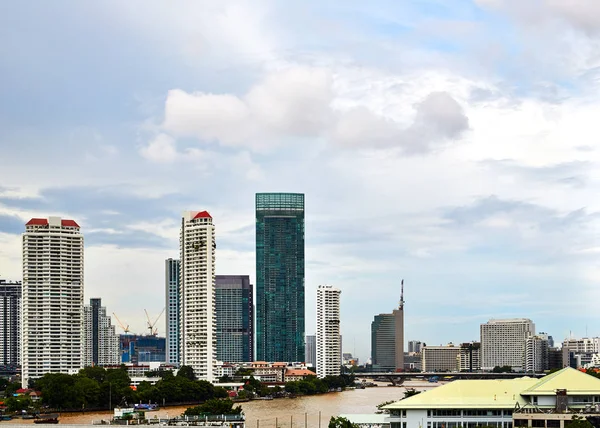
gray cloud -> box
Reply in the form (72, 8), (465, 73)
(483, 160), (590, 189)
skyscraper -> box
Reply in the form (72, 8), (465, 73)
(393, 280), (405, 371)
(215, 275), (253, 362)
(305, 335), (316, 367)
(255, 193), (305, 362)
(165, 258), (180, 364)
(371, 314), (395, 371)
(180, 211), (216, 380)
(480, 318), (535, 371)
(0, 279), (21, 367)
(316, 285), (341, 378)
(22, 217), (84, 387)
(83, 298), (119, 367)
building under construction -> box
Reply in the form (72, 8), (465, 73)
(119, 335), (166, 364)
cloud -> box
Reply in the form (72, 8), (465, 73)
(155, 67), (468, 154)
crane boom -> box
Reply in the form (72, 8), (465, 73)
(112, 312), (130, 334)
(144, 308), (165, 336)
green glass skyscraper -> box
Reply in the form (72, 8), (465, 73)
(256, 193), (305, 362)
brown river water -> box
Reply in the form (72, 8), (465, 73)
(5, 382), (438, 428)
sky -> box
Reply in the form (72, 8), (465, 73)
(1, 0), (600, 363)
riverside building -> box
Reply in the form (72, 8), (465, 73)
(481, 318), (535, 371)
(165, 258), (180, 364)
(22, 217), (84, 387)
(421, 344), (460, 372)
(255, 193), (305, 362)
(316, 285), (341, 378)
(0, 279), (21, 367)
(180, 211), (216, 380)
(215, 275), (253, 362)
(83, 298), (119, 366)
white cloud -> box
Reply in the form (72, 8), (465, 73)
(139, 133), (179, 163)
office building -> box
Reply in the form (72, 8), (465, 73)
(180, 211), (216, 380)
(393, 280), (405, 371)
(0, 280), (21, 367)
(83, 298), (119, 366)
(22, 217), (84, 387)
(316, 285), (341, 378)
(165, 258), (180, 364)
(408, 340), (423, 354)
(371, 314), (396, 371)
(480, 318), (535, 371)
(305, 335), (316, 367)
(370, 281), (405, 372)
(255, 193), (305, 362)
(561, 337), (600, 368)
(524, 335), (549, 373)
(215, 275), (253, 362)
(459, 342), (481, 372)
(421, 344), (460, 372)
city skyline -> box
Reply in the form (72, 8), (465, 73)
(2, 1), (599, 364)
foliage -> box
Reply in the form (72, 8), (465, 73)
(403, 388), (421, 399)
(376, 400), (395, 414)
(184, 399), (242, 416)
(5, 395), (33, 412)
(492, 366), (513, 373)
(328, 416), (360, 428)
(567, 415), (593, 428)
(235, 368), (253, 376)
(4, 381), (21, 397)
(219, 375), (233, 383)
(213, 387), (229, 399)
(177, 366), (196, 381)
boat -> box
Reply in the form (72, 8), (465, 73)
(34, 414), (59, 424)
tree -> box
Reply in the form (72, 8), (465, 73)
(74, 375), (101, 408)
(404, 388), (421, 399)
(4, 381), (21, 397)
(492, 366), (513, 373)
(177, 366), (196, 381)
(219, 375), (233, 383)
(5, 395), (32, 412)
(328, 417), (359, 428)
(35, 373), (79, 409)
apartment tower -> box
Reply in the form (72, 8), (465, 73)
(83, 298), (119, 366)
(0, 279), (21, 367)
(22, 217), (84, 387)
(165, 258), (180, 364)
(316, 285), (341, 378)
(256, 193), (305, 362)
(305, 335), (316, 367)
(180, 211), (216, 380)
(480, 318), (535, 371)
(215, 275), (253, 362)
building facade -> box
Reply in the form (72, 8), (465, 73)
(421, 345), (460, 372)
(480, 318), (535, 371)
(371, 314), (396, 371)
(120, 335), (166, 364)
(83, 298), (119, 366)
(459, 342), (481, 372)
(165, 258), (180, 364)
(305, 335), (316, 367)
(22, 217), (84, 387)
(0, 280), (21, 367)
(215, 275), (253, 363)
(393, 281), (405, 371)
(180, 211), (216, 380)
(408, 340), (423, 354)
(524, 335), (549, 373)
(255, 193), (305, 362)
(316, 285), (341, 378)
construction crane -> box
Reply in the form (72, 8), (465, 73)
(144, 308), (165, 336)
(113, 313), (130, 334)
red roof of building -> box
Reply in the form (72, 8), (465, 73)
(26, 218), (48, 226)
(193, 211), (212, 219)
(25, 218), (80, 228)
(61, 219), (80, 228)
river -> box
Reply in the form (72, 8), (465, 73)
(6, 381), (439, 427)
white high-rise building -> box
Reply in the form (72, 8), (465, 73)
(165, 258), (181, 364)
(83, 298), (119, 367)
(180, 211), (216, 381)
(22, 217), (84, 387)
(480, 318), (535, 372)
(316, 285), (341, 378)
(524, 335), (549, 373)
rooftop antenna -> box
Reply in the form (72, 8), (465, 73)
(399, 279), (405, 310)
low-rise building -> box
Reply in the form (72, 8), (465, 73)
(385, 367), (600, 428)
(285, 368), (316, 382)
(421, 344), (460, 372)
